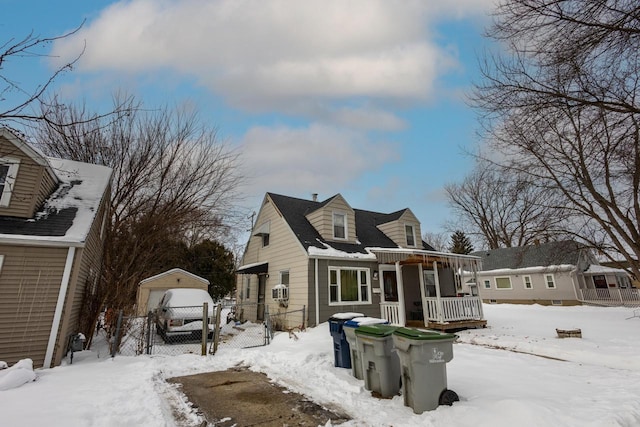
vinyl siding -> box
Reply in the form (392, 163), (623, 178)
(0, 245), (68, 368)
(376, 210), (422, 249)
(309, 258), (382, 326)
(305, 195), (357, 244)
(477, 269), (577, 303)
(50, 188), (109, 366)
(0, 135), (56, 218)
(237, 196), (309, 328)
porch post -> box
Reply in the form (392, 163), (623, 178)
(395, 261), (406, 326)
(474, 262), (484, 319)
(418, 263), (426, 326)
(433, 261), (443, 323)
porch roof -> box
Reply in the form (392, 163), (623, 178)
(368, 247), (482, 269)
(236, 262), (269, 275)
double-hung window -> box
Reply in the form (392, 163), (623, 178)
(405, 224), (416, 247)
(523, 275), (533, 289)
(333, 212), (346, 239)
(329, 267), (370, 305)
(545, 274), (556, 289)
(0, 157), (20, 207)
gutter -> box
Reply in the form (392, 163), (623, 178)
(44, 246), (76, 368)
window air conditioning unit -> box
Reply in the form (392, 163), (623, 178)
(272, 284), (289, 302)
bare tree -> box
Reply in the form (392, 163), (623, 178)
(472, 0), (640, 278)
(422, 231), (450, 252)
(446, 162), (566, 249)
(34, 96), (244, 342)
(0, 27), (83, 125)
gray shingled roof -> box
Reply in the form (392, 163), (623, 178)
(471, 241), (583, 271)
(267, 193), (434, 254)
(0, 207), (77, 236)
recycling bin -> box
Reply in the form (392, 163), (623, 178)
(392, 328), (458, 414)
(328, 312), (364, 368)
(355, 324), (401, 398)
(343, 317), (389, 380)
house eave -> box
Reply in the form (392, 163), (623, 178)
(0, 236), (85, 248)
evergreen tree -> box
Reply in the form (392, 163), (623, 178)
(449, 230), (473, 254)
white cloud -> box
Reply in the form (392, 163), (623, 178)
(236, 123), (399, 196)
(51, 0), (494, 120)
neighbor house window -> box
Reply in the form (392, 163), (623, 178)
(405, 224), (416, 247)
(483, 280), (491, 289)
(280, 270), (290, 286)
(329, 267), (370, 304)
(495, 277), (512, 289)
(617, 275), (630, 289)
(0, 255), (4, 273)
(0, 158), (20, 207)
(545, 274), (556, 289)
(523, 276), (533, 289)
(262, 234), (270, 247)
(244, 276), (251, 299)
(333, 212), (346, 239)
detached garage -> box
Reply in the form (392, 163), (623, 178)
(136, 268), (210, 315)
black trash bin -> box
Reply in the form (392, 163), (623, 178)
(328, 312), (364, 368)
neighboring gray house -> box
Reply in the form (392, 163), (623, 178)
(236, 193), (485, 331)
(469, 241), (637, 307)
(0, 128), (112, 368)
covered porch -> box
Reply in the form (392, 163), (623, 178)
(371, 249), (486, 331)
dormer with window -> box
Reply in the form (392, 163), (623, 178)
(376, 208), (422, 248)
(0, 129), (59, 219)
(306, 194), (357, 243)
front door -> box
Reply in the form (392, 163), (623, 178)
(257, 274), (266, 321)
(382, 270), (399, 302)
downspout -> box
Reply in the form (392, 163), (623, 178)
(44, 246), (76, 368)
(314, 258), (320, 327)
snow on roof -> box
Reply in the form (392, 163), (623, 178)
(0, 157), (112, 245)
(584, 264), (629, 275)
(477, 264), (576, 275)
(307, 240), (377, 260)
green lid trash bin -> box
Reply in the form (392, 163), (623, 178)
(344, 317), (389, 380)
(355, 324), (401, 398)
(392, 328), (458, 414)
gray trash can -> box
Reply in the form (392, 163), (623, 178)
(392, 328), (458, 414)
(355, 324), (401, 398)
(343, 317), (389, 380)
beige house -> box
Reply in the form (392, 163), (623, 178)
(136, 268), (210, 315)
(0, 128), (112, 368)
(236, 193), (485, 331)
(469, 241), (637, 307)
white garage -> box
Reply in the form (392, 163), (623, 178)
(136, 268), (210, 315)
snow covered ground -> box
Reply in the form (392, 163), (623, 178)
(3, 304), (640, 427)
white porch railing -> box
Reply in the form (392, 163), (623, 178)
(380, 302), (402, 325)
(424, 297), (484, 323)
(579, 288), (640, 306)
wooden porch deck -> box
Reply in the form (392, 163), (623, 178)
(406, 319), (487, 332)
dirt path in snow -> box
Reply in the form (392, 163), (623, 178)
(168, 366), (350, 426)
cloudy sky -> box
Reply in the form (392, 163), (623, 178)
(3, 0), (497, 240)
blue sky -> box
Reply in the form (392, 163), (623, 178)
(2, 0), (497, 239)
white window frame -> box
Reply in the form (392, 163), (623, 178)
(0, 157), (20, 207)
(495, 276), (512, 290)
(0, 255), (4, 272)
(279, 270), (290, 286)
(545, 274), (556, 289)
(244, 275), (251, 300)
(483, 279), (491, 289)
(523, 275), (533, 289)
(405, 223), (416, 247)
(332, 211), (347, 240)
(328, 267), (371, 305)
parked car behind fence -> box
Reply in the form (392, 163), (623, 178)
(155, 288), (216, 342)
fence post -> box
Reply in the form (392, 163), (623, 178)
(201, 302), (208, 356)
(111, 309), (123, 358)
(302, 305), (306, 330)
(211, 303), (222, 355)
(146, 311), (153, 355)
